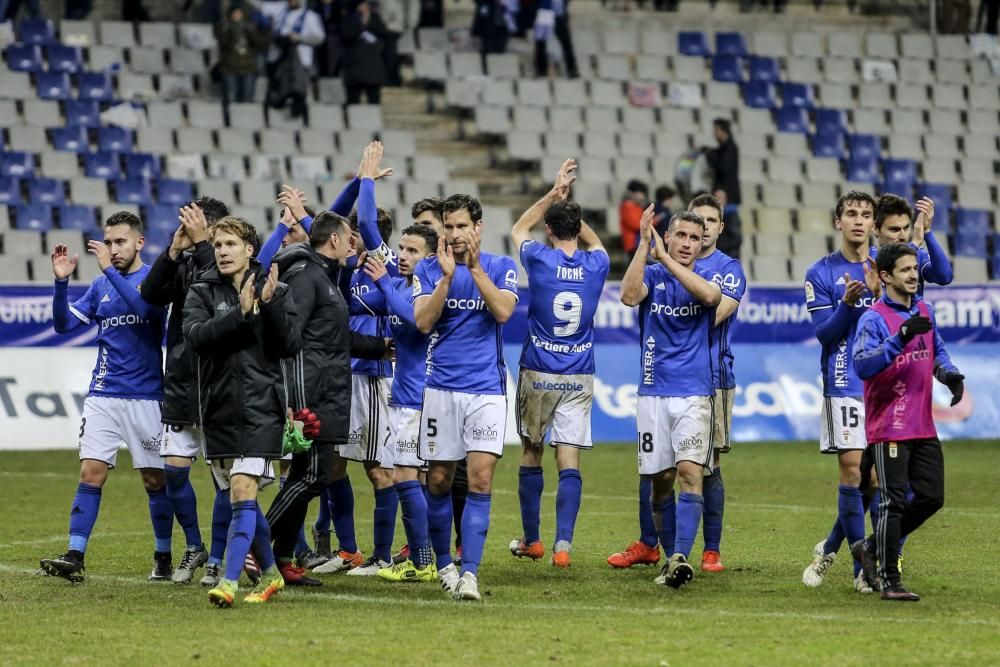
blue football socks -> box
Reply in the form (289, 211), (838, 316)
(702, 467), (725, 553)
(208, 488), (231, 566)
(164, 464), (202, 550)
(223, 500), (257, 582)
(651, 492), (676, 556)
(396, 480), (432, 568)
(674, 492), (704, 558)
(518, 466), (544, 544)
(373, 486), (399, 562)
(838, 484), (865, 576)
(554, 468), (582, 548)
(253, 504), (276, 572)
(638, 476), (658, 548)
(314, 487), (332, 535)
(67, 483), (102, 554)
(146, 486), (173, 554)
(328, 477), (357, 553)
(460, 492), (491, 576)
(427, 490), (454, 570)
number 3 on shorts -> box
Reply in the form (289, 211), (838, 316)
(640, 432), (654, 453)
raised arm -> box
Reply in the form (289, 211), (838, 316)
(511, 158), (578, 248)
(413, 242), (453, 334)
(182, 285), (249, 355)
(467, 233), (517, 324)
(911, 196), (953, 285)
(365, 256), (416, 325)
(620, 205), (656, 307)
(578, 221), (606, 253)
(50, 243), (88, 333)
(86, 239), (161, 318)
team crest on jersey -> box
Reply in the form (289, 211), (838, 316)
(412, 276), (422, 296)
(504, 269), (518, 289)
(804, 281), (815, 303)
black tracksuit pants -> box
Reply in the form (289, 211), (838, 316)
(266, 440), (339, 561)
(870, 439), (945, 585)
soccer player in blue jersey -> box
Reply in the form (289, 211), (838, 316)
(361, 223), (440, 582)
(873, 195), (952, 290)
(413, 193), (520, 601)
(39, 212), (171, 583)
(507, 159), (610, 568)
(621, 207), (721, 589)
(800, 191), (882, 594)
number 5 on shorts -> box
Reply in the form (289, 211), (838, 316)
(426, 418), (438, 438)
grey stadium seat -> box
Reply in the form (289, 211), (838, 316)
(298, 129), (338, 156)
(347, 104), (383, 130)
(137, 127), (175, 154)
(99, 20), (136, 48)
(129, 47), (166, 75)
(22, 100), (61, 127)
(60, 20), (96, 46)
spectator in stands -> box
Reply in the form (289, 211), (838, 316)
(260, 0), (326, 121)
(533, 0), (578, 79)
(313, 0), (345, 78)
(379, 0), (418, 86)
(216, 3), (270, 123)
(652, 184), (676, 239)
(705, 118), (741, 210)
(341, 0), (390, 104)
(619, 180), (649, 255)
(473, 0), (513, 69)
(978, 0), (1000, 34)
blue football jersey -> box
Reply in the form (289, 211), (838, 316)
(695, 249), (747, 390)
(350, 268), (393, 378)
(637, 263), (716, 398)
(804, 250), (877, 397)
(70, 264), (165, 400)
(412, 252), (519, 395)
(519, 241), (609, 375)
(382, 276), (429, 410)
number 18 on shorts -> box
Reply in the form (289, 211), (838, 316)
(636, 395), (714, 475)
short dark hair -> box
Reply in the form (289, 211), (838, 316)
(441, 194), (482, 224)
(309, 211), (350, 249)
(875, 242), (918, 276)
(400, 223), (438, 253)
(411, 197), (443, 223)
(668, 210), (706, 231)
(190, 196), (230, 225)
(655, 184), (676, 202)
(875, 193), (913, 229)
(835, 190), (877, 219)
(626, 179), (648, 196)
(713, 118), (731, 136)
(687, 193), (723, 222)
(348, 206), (393, 242)
(544, 200), (582, 241)
(105, 210), (143, 234)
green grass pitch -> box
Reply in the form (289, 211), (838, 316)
(1, 442), (998, 666)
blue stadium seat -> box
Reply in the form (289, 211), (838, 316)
(815, 108), (848, 134)
(743, 81), (777, 109)
(776, 107), (809, 133)
(849, 134), (881, 161)
(0, 151), (35, 177)
(812, 131), (846, 159)
(678, 31), (711, 56)
(28, 177), (65, 204)
(98, 126), (133, 153)
(115, 177), (152, 205)
(0, 176), (22, 204)
(145, 204), (179, 231)
(47, 45), (84, 73)
(143, 225), (173, 258)
(127, 153), (161, 179)
(954, 212), (989, 257)
(712, 55), (743, 83)
(955, 208), (991, 232)
(846, 156), (880, 183)
(881, 178), (914, 201)
(16, 204), (54, 231)
(748, 56), (780, 82)
(65, 100), (100, 127)
(917, 182), (953, 221)
(884, 158), (918, 184)
(715, 32), (748, 57)
(782, 82), (815, 109)
(156, 179), (194, 205)
(52, 126), (90, 153)
(59, 204), (98, 231)
(85, 151), (122, 179)
(35, 71), (72, 100)
(77, 72), (114, 102)
(991, 244), (1000, 279)
(5, 43), (43, 71)
(19, 18), (56, 45)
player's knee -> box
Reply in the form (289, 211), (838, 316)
(79, 462), (109, 487)
(140, 468), (165, 491)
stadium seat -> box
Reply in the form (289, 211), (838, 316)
(51, 126), (90, 153)
(812, 131), (846, 159)
(19, 18), (56, 45)
(16, 204), (54, 231)
(98, 127), (133, 153)
(918, 183), (953, 216)
(678, 32), (711, 57)
(84, 151), (121, 179)
(36, 71), (72, 100)
(849, 134), (882, 161)
(40, 152), (79, 180)
(748, 56), (780, 82)
(715, 32), (748, 57)
(711, 56), (743, 83)
(744, 81), (777, 109)
(47, 44), (84, 73)
(144, 225), (173, 258)
(65, 100), (100, 127)
(28, 177), (65, 204)
(156, 178), (194, 205)
(824, 57), (858, 84)
(776, 107), (809, 133)
(846, 156), (880, 183)
(78, 72), (114, 102)
(59, 204), (97, 231)
(955, 208), (991, 232)
(127, 153), (162, 180)
(887, 134), (924, 161)
(0, 176), (22, 204)
(115, 177), (153, 205)
(145, 204), (179, 232)
(0, 151), (35, 177)
(5, 44), (44, 72)
(786, 57), (822, 84)
(782, 83), (815, 109)
(884, 158), (918, 184)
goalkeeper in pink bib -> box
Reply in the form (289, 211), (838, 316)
(851, 243), (964, 602)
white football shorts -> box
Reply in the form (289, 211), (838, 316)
(419, 387), (506, 461)
(160, 423), (204, 460)
(636, 395), (714, 476)
(209, 457), (275, 491)
(516, 369), (593, 449)
(820, 396), (867, 453)
(390, 406), (425, 469)
(711, 388), (735, 454)
(78, 397), (163, 470)
(340, 374), (393, 467)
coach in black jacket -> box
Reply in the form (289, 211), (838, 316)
(264, 210), (389, 583)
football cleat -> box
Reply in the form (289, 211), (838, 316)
(377, 559), (437, 582)
(39, 552), (85, 583)
(701, 550), (725, 572)
(312, 550), (364, 574)
(346, 555), (391, 576)
(551, 551), (571, 568)
(243, 553), (261, 585)
(149, 551), (173, 581)
(453, 571), (481, 601)
(199, 563), (222, 587)
(880, 582), (920, 601)
(663, 553), (694, 589)
(244, 571), (285, 604)
(802, 540), (836, 588)
(850, 539), (880, 592)
(312, 529), (332, 558)
(607, 540), (660, 568)
(509, 537), (545, 560)
(172, 545), (208, 584)
(392, 543), (411, 565)
(438, 563), (460, 595)
(279, 562), (323, 586)
(854, 573), (874, 594)
(296, 549), (329, 571)
(208, 578), (238, 608)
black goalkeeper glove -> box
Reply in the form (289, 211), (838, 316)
(898, 315), (932, 344)
(941, 371), (965, 406)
